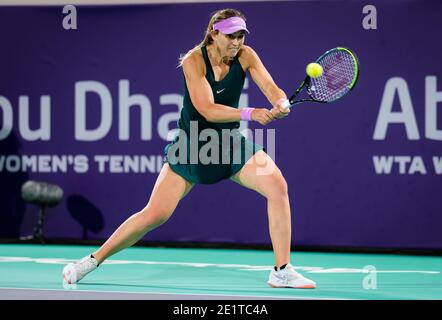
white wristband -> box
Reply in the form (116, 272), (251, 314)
(281, 99), (291, 108)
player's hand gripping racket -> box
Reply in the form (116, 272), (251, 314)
(281, 47), (360, 109)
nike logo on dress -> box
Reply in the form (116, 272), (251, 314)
(216, 88), (226, 94)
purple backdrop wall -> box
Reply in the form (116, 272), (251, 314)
(1, 1), (442, 250)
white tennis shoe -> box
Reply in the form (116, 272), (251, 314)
(268, 263), (316, 289)
(62, 255), (98, 284)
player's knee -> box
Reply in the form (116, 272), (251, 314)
(138, 206), (173, 228)
(264, 173), (288, 199)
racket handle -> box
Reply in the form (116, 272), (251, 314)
(281, 99), (291, 109)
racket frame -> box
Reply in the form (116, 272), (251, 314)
(282, 47), (359, 109)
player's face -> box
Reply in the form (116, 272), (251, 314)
(214, 31), (245, 58)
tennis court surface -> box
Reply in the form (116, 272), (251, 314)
(0, 244), (441, 300)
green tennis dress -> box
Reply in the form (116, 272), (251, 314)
(163, 46), (264, 184)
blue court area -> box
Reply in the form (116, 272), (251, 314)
(0, 244), (441, 300)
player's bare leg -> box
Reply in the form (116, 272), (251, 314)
(230, 150), (316, 288)
(230, 150), (291, 266)
(63, 163), (194, 284)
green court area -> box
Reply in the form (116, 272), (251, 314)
(0, 244), (441, 299)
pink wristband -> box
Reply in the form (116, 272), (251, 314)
(240, 107), (255, 121)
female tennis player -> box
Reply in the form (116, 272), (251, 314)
(63, 8), (316, 289)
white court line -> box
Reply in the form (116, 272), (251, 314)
(0, 256), (439, 274)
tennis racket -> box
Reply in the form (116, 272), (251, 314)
(281, 47), (360, 108)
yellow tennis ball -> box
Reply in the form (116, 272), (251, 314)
(306, 63), (323, 78)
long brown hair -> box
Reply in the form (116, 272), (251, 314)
(178, 8), (246, 67)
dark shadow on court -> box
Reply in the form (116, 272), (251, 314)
(66, 195), (105, 240)
(0, 132), (29, 239)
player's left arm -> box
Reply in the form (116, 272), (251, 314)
(241, 45), (289, 117)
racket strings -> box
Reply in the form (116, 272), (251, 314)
(309, 50), (357, 102)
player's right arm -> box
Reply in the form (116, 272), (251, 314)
(182, 52), (274, 125)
